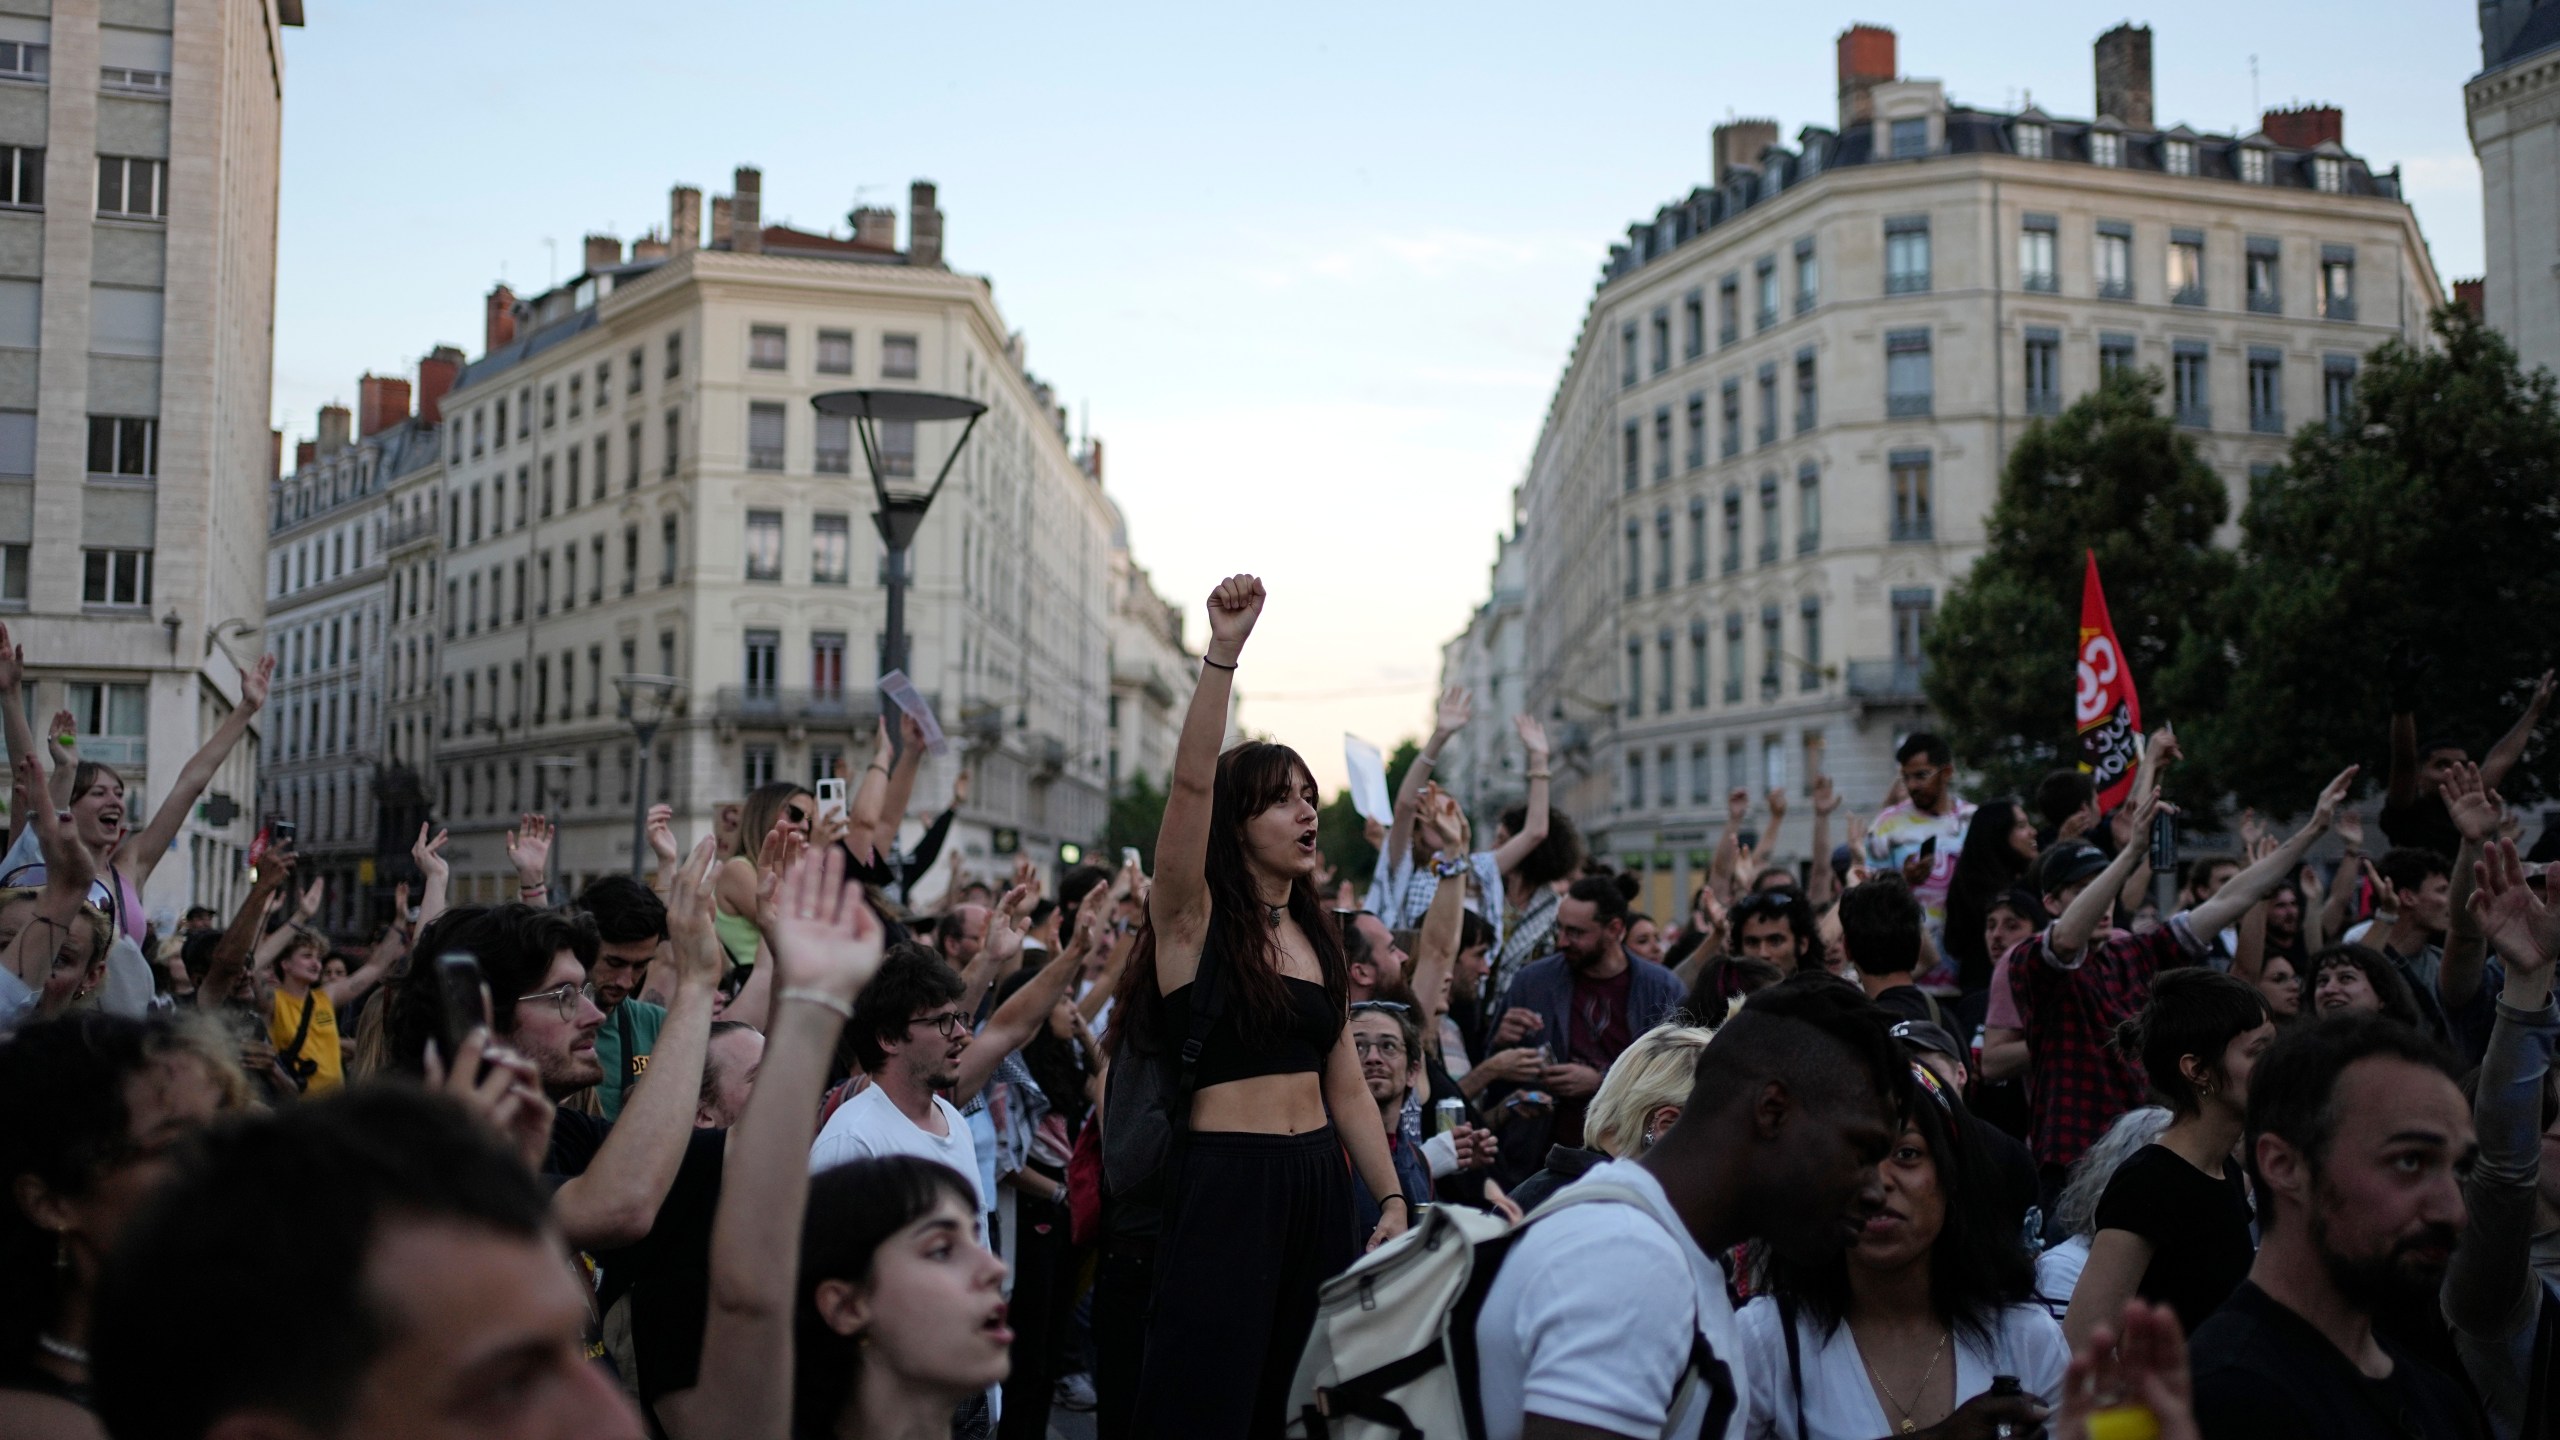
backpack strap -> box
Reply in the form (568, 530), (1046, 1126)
(1169, 927), (1229, 1146)
(1922, 991), (1946, 1031)
(1779, 1293), (1809, 1440)
(1524, 1181), (1735, 1440)
(279, 989), (321, 1089)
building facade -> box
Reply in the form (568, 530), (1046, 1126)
(2471, 0), (2560, 380)
(1104, 490), (1196, 799)
(0, 0), (300, 925)
(430, 170), (1122, 903)
(1435, 520), (1529, 832)
(1497, 23), (2442, 921)
(261, 365), (443, 934)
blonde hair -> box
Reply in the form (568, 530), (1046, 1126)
(0, 885), (115, 983)
(1584, 1021), (1715, 1158)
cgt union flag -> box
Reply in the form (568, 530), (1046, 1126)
(2075, 551), (2143, 809)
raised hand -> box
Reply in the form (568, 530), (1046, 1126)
(752, 824), (808, 931)
(2055, 1300), (2199, 1440)
(1421, 789), (1468, 858)
(952, 768), (972, 807)
(665, 836), (728, 989)
(1011, 854), (1040, 898)
(1204, 574), (1266, 655)
(412, 824), (450, 883)
(1765, 786), (1789, 826)
(1810, 773), (1840, 817)
(18, 755), (92, 893)
(2307, 764), (2360, 833)
(646, 803), (680, 869)
(294, 874), (324, 923)
(44, 710), (76, 770)
(2238, 808), (2268, 854)
(766, 847), (884, 1004)
(1727, 788), (1750, 825)
(1432, 685), (1474, 739)
(983, 882), (1035, 969)
(1513, 712), (1550, 760)
(2443, 759), (2503, 845)
(2335, 803), (2366, 852)
(0, 621), (20, 694)
(2527, 670), (2557, 726)
(2470, 839), (2560, 978)
(240, 652), (276, 711)
(2145, 723), (2183, 772)
(506, 813), (553, 888)
(423, 1028), (552, 1174)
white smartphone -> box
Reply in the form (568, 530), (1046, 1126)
(816, 777), (848, 824)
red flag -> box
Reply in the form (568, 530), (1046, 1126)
(2075, 551), (2144, 808)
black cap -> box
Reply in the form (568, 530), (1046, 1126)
(2035, 840), (2110, 892)
(1889, 1018), (1963, 1062)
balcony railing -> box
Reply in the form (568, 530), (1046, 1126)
(76, 735), (146, 767)
(382, 512), (441, 551)
(1846, 659), (1928, 701)
(712, 687), (881, 729)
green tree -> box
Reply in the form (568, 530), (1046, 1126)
(1924, 369), (2238, 808)
(1105, 772), (1169, 871)
(2201, 306), (2560, 809)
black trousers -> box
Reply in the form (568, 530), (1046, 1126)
(1131, 1127), (1357, 1440)
(997, 1189), (1077, 1440)
(1094, 1238), (1153, 1440)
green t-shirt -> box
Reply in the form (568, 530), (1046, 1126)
(593, 998), (667, 1120)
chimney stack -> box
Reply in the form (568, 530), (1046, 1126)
(270, 428), (284, 479)
(709, 195), (733, 249)
(1836, 24), (1896, 127)
(669, 186), (702, 255)
(908, 179), (943, 268)
(316, 403), (352, 454)
(851, 205), (897, 249)
(2260, 104), (2343, 149)
(582, 233), (622, 274)
(630, 232), (668, 262)
(2454, 278), (2485, 318)
(2093, 23), (2154, 128)
(416, 345), (464, 426)
(731, 166), (763, 254)
(357, 373), (411, 437)
(295, 439), (316, 470)
(484, 284), (518, 353)
(1712, 119), (1782, 180)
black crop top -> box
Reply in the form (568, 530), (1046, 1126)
(1162, 976), (1341, 1090)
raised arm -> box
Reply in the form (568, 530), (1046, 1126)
(322, 924), (405, 1011)
(196, 852), (293, 1010)
(0, 624), (45, 785)
(123, 653), (272, 887)
(2322, 806), (2366, 941)
(44, 709), (77, 811)
(1148, 575), (1258, 992)
(661, 847), (881, 1440)
(873, 713), (930, 860)
(1710, 788), (1749, 899)
(1, 756), (93, 1005)
(2447, 839), (2560, 1345)
(505, 813), (554, 909)
(1409, 813), (1468, 1049)
(1386, 687), (1472, 875)
(1807, 774), (1841, 908)
(2482, 671), (2553, 792)
(1489, 714), (1552, 876)
(2187, 767), (2357, 940)
(956, 882), (1033, 1019)
(411, 825), (452, 926)
(954, 903), (1094, 1102)
(2051, 790), (2154, 964)
(551, 837), (725, 1250)
(2440, 760), (2502, 1013)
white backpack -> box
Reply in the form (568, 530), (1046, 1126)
(1285, 1180), (1738, 1440)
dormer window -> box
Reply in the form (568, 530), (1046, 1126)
(2313, 156), (2344, 193)
(2090, 130), (2123, 167)
(1890, 118), (1928, 158)
(2164, 139), (2195, 175)
(2238, 145), (2270, 184)
(2015, 122), (2048, 159)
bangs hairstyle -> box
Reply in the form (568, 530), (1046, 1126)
(792, 1156), (982, 1437)
(1110, 742), (1346, 1061)
(70, 760), (125, 802)
(734, 780), (815, 863)
(2308, 943), (2425, 1032)
(1758, 1064), (2036, 1347)
(2113, 969), (2271, 1115)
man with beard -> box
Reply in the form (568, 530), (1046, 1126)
(575, 873), (670, 1119)
(1473, 974), (1925, 1440)
(1493, 875), (1686, 1147)
(809, 941), (985, 1209)
(2191, 1013), (2486, 1439)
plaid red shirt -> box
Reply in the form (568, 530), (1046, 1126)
(2008, 914), (2206, 1171)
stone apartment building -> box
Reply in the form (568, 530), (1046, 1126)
(0, 0), (299, 925)
(1436, 521), (1529, 830)
(428, 170), (1125, 903)
(1497, 22), (2442, 920)
(2471, 0), (2560, 380)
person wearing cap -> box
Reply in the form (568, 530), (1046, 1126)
(1894, 1015), (2041, 1245)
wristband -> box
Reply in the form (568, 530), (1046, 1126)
(1525, 769), (1552, 781)
(1433, 856), (1469, 880)
(1201, 656), (1237, 672)
(779, 986), (855, 1019)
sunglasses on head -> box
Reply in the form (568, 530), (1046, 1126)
(1349, 999), (1411, 1015)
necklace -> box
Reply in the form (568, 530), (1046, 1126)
(1862, 1327), (1949, 1434)
(38, 1332), (88, 1367)
(1265, 902), (1287, 929)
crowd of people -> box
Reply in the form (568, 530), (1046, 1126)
(0, 590), (2556, 1440)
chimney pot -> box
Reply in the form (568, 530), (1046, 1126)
(709, 195), (733, 249)
(2093, 23), (2154, 130)
(631, 233), (668, 263)
(732, 166), (763, 254)
(416, 345), (464, 427)
(316, 404), (352, 454)
(582, 233), (623, 274)
(357, 373), (412, 437)
(484, 284), (518, 354)
(294, 439), (316, 471)
(1835, 24), (1896, 127)
(2260, 104), (2343, 149)
(669, 186), (702, 255)
(1711, 119), (1782, 182)
(2454, 278), (2485, 318)
(850, 205), (898, 249)
(907, 179), (943, 268)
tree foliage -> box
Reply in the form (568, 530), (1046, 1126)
(2197, 306), (2560, 809)
(1105, 772), (1168, 870)
(1924, 369), (2238, 808)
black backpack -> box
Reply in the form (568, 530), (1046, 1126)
(1100, 938), (1225, 1214)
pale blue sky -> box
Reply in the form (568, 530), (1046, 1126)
(273, 1), (2491, 788)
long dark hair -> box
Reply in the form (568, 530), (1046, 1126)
(1110, 742), (1346, 1059)
(2309, 943), (2425, 1031)
(1759, 1069), (2035, 1347)
(792, 1157), (982, 1437)
(1942, 800), (2031, 992)
(2113, 969), (2271, 1116)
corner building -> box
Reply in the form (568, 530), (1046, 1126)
(1513, 23), (2441, 918)
(432, 169), (1119, 902)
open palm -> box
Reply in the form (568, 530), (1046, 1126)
(2471, 840), (2560, 976)
(767, 848), (883, 1000)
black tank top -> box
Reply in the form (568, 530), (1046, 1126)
(1162, 975), (1340, 1089)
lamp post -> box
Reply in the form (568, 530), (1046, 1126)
(807, 389), (988, 678)
(612, 675), (685, 877)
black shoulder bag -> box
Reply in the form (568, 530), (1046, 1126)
(1100, 936), (1227, 1209)
(278, 991), (322, 1091)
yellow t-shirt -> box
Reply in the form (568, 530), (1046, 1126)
(269, 986), (343, 1094)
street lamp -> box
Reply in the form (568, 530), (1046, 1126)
(807, 388), (988, 678)
(612, 675), (685, 877)
(532, 756), (577, 894)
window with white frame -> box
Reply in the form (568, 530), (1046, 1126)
(2019, 215), (2058, 292)
(95, 156), (164, 219)
(2090, 131), (2122, 167)
(2313, 156), (2344, 193)
(0, 38), (47, 83)
(748, 325), (787, 370)
(2238, 146), (2270, 184)
(744, 510), (783, 581)
(0, 145), (38, 208)
(85, 415), (154, 477)
(81, 548), (150, 606)
(746, 402), (785, 471)
(817, 329), (854, 375)
(2164, 139), (2196, 176)
(813, 513), (850, 585)
(2014, 122), (2047, 159)
(881, 334), (919, 378)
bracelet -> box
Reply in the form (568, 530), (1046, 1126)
(1525, 769), (1552, 781)
(1201, 656), (1238, 672)
(519, 882), (548, 896)
(1433, 856), (1469, 880)
(779, 987), (855, 1020)
(1379, 1193), (1409, 1210)
(867, 762), (891, 777)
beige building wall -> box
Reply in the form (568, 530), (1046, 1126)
(2470, 26), (2560, 380)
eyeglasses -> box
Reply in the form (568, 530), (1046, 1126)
(517, 982), (585, 1024)
(910, 1010), (970, 1038)
(1349, 1000), (1411, 1015)
(1351, 1035), (1406, 1058)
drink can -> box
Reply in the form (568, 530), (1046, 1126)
(1434, 1097), (1466, 1135)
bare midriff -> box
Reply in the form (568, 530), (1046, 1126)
(1189, 1072), (1329, 1135)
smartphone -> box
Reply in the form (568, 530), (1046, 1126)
(1737, 829), (1759, 852)
(2149, 811), (2178, 875)
(1121, 846), (1142, 870)
(816, 777), (848, 824)
(436, 952), (492, 1064)
(271, 818), (297, 848)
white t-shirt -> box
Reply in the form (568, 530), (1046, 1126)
(2034, 1236), (2091, 1320)
(808, 1081), (985, 1215)
(1473, 1159), (1744, 1440)
(1735, 1296), (2067, 1440)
